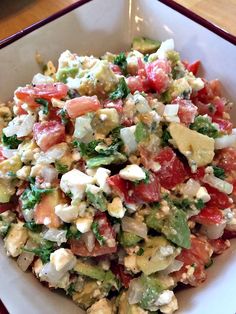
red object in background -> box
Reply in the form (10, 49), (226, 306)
(0, 300), (8, 314)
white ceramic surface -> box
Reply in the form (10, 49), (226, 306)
(0, 0), (236, 313)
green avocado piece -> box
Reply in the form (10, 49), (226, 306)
(139, 275), (164, 310)
(74, 260), (106, 281)
(87, 152), (127, 168)
(132, 37), (161, 54)
(72, 281), (100, 310)
(0, 180), (14, 203)
(119, 231), (142, 247)
(56, 67), (78, 83)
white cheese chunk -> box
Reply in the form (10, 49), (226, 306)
(120, 126), (137, 154)
(76, 216), (93, 233)
(55, 204), (79, 223)
(60, 169), (94, 199)
(119, 164), (146, 182)
(94, 167), (111, 194)
(196, 186), (211, 203)
(50, 248), (76, 272)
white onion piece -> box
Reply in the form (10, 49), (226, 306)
(43, 229), (67, 245)
(74, 116), (93, 143)
(2, 148), (17, 159)
(181, 179), (201, 197)
(17, 239), (36, 271)
(32, 73), (54, 85)
(39, 262), (65, 284)
(215, 133), (236, 149)
(128, 278), (144, 305)
(164, 104), (179, 116)
(200, 222), (226, 240)
(121, 216), (147, 238)
(203, 174), (233, 194)
(82, 231), (95, 252)
(41, 166), (58, 183)
(161, 259), (184, 275)
(120, 126), (137, 154)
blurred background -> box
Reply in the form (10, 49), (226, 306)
(0, 0), (235, 42)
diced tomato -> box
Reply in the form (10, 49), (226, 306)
(0, 202), (14, 213)
(209, 238), (230, 255)
(145, 60), (171, 94)
(182, 60), (201, 76)
(71, 212), (117, 257)
(222, 229), (236, 239)
(212, 117), (233, 134)
(111, 263), (132, 288)
(34, 190), (62, 228)
(110, 64), (122, 75)
(47, 107), (63, 122)
(15, 83), (68, 103)
(172, 98), (198, 125)
(192, 206), (224, 225)
(132, 173), (160, 203)
(33, 120), (66, 152)
(126, 76), (144, 93)
(193, 79), (221, 104)
(204, 183), (231, 209)
(173, 237), (212, 286)
(107, 174), (134, 203)
(103, 99), (123, 113)
(215, 148), (236, 172)
(185, 166), (205, 180)
(154, 147), (187, 190)
(66, 96), (101, 118)
(15, 101), (28, 115)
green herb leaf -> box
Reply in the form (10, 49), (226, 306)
(65, 224), (81, 240)
(109, 78), (130, 100)
(2, 132), (22, 149)
(24, 221), (43, 232)
(7, 171), (17, 178)
(58, 108), (69, 125)
(35, 98), (49, 115)
(137, 247), (144, 256)
(91, 221), (105, 245)
(66, 283), (76, 296)
(86, 190), (107, 212)
(212, 165), (226, 180)
(23, 242), (54, 264)
(161, 127), (172, 147)
(73, 140), (101, 158)
(20, 184), (53, 210)
(134, 122), (149, 143)
(55, 162), (69, 174)
(114, 52), (127, 74)
(190, 116), (220, 138)
(195, 198), (205, 210)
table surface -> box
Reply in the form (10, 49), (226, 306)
(0, 0), (236, 41)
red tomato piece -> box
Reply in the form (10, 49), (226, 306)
(208, 238), (230, 255)
(192, 206), (224, 225)
(154, 147), (187, 190)
(204, 183), (231, 209)
(132, 173), (161, 203)
(126, 76), (144, 94)
(0, 147), (7, 163)
(110, 64), (122, 75)
(145, 60), (171, 94)
(212, 117), (233, 134)
(103, 99), (123, 113)
(172, 98), (198, 125)
(193, 79), (221, 104)
(33, 120), (66, 152)
(215, 147), (236, 173)
(15, 83), (68, 102)
(173, 237), (212, 286)
(222, 229), (236, 239)
(185, 165), (205, 180)
(107, 174), (134, 203)
(111, 264), (132, 288)
(94, 212), (116, 245)
(182, 60), (200, 75)
(66, 96), (101, 118)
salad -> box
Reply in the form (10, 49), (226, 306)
(0, 37), (236, 314)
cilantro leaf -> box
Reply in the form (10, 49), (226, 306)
(86, 190), (107, 212)
(23, 242), (54, 264)
(55, 162), (69, 174)
(58, 108), (69, 125)
(212, 165), (226, 180)
(20, 184), (53, 210)
(161, 126), (172, 147)
(2, 132), (22, 149)
(190, 116), (220, 138)
(91, 221), (105, 245)
(35, 98), (49, 115)
(24, 221), (43, 232)
(73, 140), (101, 158)
(114, 52), (127, 74)
(109, 78), (130, 100)
(65, 224), (81, 240)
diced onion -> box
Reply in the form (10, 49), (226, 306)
(215, 134), (236, 149)
(39, 262), (65, 285)
(41, 166), (58, 183)
(81, 231), (95, 252)
(203, 174), (233, 194)
(120, 126), (137, 154)
(181, 179), (200, 197)
(32, 73), (54, 85)
(121, 216), (147, 238)
(17, 239), (36, 271)
(43, 228), (67, 245)
(200, 222), (226, 240)
(128, 278), (144, 305)
(161, 259), (184, 275)
(164, 104), (179, 116)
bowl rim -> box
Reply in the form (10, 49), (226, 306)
(0, 0), (236, 49)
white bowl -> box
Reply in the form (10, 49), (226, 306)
(0, 1), (236, 313)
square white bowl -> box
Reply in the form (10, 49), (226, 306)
(0, 1), (236, 313)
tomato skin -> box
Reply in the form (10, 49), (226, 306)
(132, 173), (161, 203)
(209, 238), (230, 255)
(111, 264), (132, 288)
(204, 183), (231, 209)
(173, 237), (212, 286)
(182, 60), (200, 75)
(154, 147), (187, 190)
(110, 64), (122, 75)
(145, 60), (171, 94)
(126, 76), (144, 93)
(185, 166), (205, 180)
(107, 174), (134, 203)
(33, 120), (66, 152)
(192, 206), (224, 225)
(173, 98), (198, 126)
(66, 96), (101, 118)
(15, 83), (68, 102)
(215, 148), (236, 172)
(212, 117), (233, 134)
(71, 212), (117, 257)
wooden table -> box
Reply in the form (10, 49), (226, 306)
(0, 0), (236, 41)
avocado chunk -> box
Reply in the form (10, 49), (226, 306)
(0, 154), (22, 175)
(118, 291), (147, 314)
(119, 231), (142, 247)
(74, 260), (106, 280)
(0, 179), (15, 203)
(73, 281), (101, 310)
(136, 236), (179, 275)
(132, 37), (161, 54)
